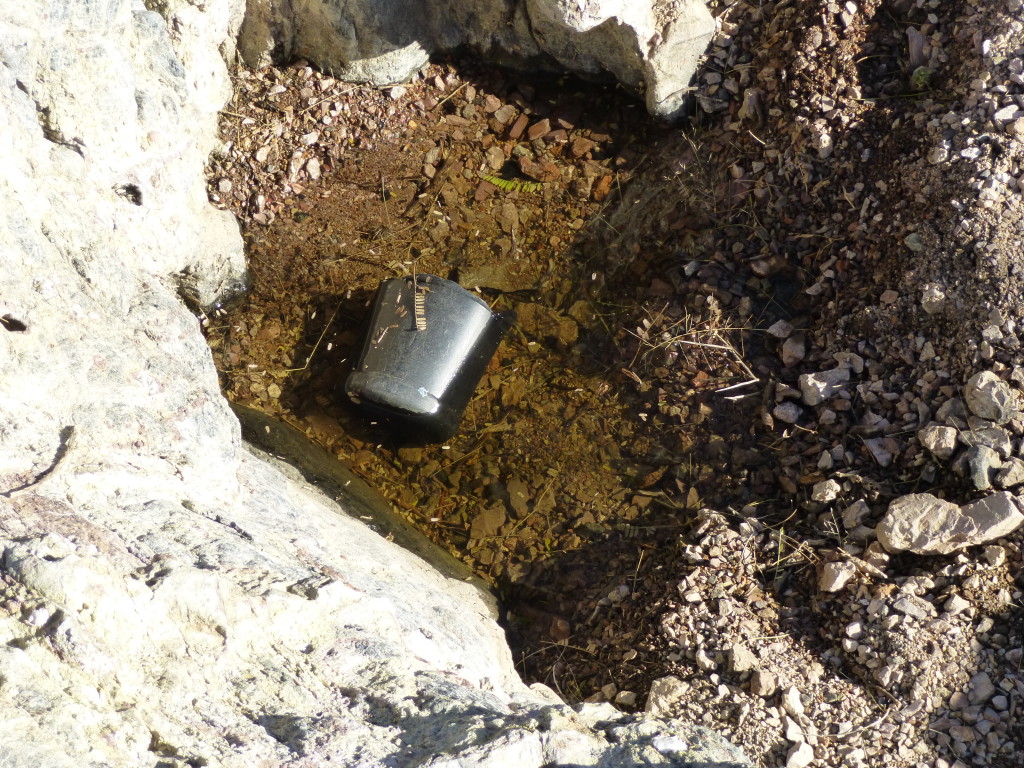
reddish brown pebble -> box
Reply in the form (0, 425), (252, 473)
(518, 157), (560, 183)
(509, 113), (529, 140)
(592, 175), (613, 201)
(474, 180), (497, 202)
(546, 129), (569, 144)
(571, 137), (598, 158)
(527, 118), (551, 141)
(549, 617), (572, 641)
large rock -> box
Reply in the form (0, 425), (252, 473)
(0, 2), (749, 765)
(964, 371), (1022, 425)
(238, 0), (715, 118)
(876, 492), (1024, 555)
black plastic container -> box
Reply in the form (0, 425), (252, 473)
(345, 274), (514, 442)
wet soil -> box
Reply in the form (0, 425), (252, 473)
(205, 56), (775, 703)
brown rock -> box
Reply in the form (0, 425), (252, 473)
(571, 137), (598, 158)
(509, 113), (529, 140)
(493, 104), (517, 124)
(518, 157), (560, 183)
(592, 175), (613, 201)
(527, 118), (551, 141)
(469, 504), (507, 539)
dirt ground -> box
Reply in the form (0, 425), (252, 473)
(204, 1), (1024, 765)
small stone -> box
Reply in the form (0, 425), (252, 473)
(994, 104), (1021, 121)
(918, 424), (958, 459)
(811, 478), (841, 502)
(25, 606), (52, 627)
(729, 644), (758, 673)
(508, 113), (530, 139)
(781, 332), (806, 366)
(863, 437), (894, 468)
(921, 282), (947, 314)
(892, 595), (935, 619)
(485, 145), (505, 171)
(493, 104), (517, 124)
(526, 118), (551, 141)
(841, 499), (870, 529)
(388, 85), (406, 100)
(300, 131), (320, 146)
(983, 544), (1007, 566)
(784, 715), (804, 743)
(768, 319), (794, 338)
(469, 505), (506, 539)
(786, 741), (814, 768)
(879, 289), (899, 304)
(944, 594), (970, 615)
(799, 367), (851, 406)
(750, 670), (777, 697)
(695, 648), (716, 672)
(880, 491), (1024, 554)
(773, 402), (803, 424)
(645, 676), (687, 716)
(969, 671), (996, 704)
(819, 561), (857, 592)
(305, 157), (321, 181)
(614, 690), (637, 707)
(904, 232), (925, 251)
(607, 584), (630, 603)
(960, 426), (1013, 457)
(781, 686), (804, 717)
(966, 445), (1001, 490)
(965, 371), (1020, 424)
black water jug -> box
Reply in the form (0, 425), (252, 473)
(345, 274), (514, 442)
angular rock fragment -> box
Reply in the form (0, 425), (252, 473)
(863, 437), (895, 467)
(811, 478), (841, 502)
(877, 492), (1024, 554)
(918, 424), (958, 459)
(965, 371), (1021, 424)
(799, 367), (850, 406)
(959, 424), (1013, 457)
(959, 492), (1024, 543)
(781, 332), (806, 366)
(773, 401), (803, 424)
(818, 561), (857, 592)
(966, 445), (1001, 490)
(892, 594), (936, 619)
(729, 644), (759, 673)
(749, 670), (777, 697)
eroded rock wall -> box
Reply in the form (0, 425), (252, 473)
(0, 2), (749, 766)
(238, 0), (715, 118)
